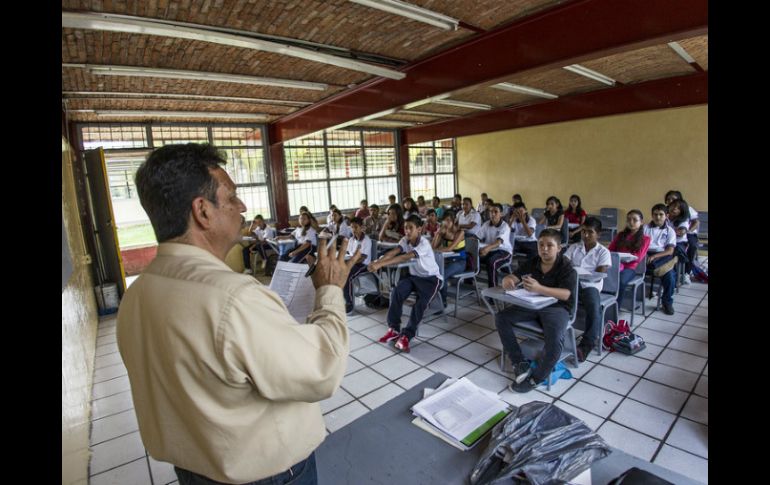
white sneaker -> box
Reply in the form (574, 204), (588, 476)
(683, 274), (691, 285)
(243, 269), (253, 275)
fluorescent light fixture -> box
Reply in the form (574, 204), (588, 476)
(354, 120), (415, 127)
(93, 110), (268, 120)
(563, 64), (616, 86)
(349, 0), (459, 31)
(61, 91), (311, 107)
(62, 12), (405, 80)
(398, 109), (459, 118)
(63, 63), (328, 91)
(432, 99), (492, 110)
(668, 42), (696, 64)
(492, 82), (558, 99)
(402, 93), (451, 110)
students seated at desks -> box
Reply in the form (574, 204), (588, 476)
(363, 204), (384, 239)
(402, 197), (419, 219)
(564, 194), (587, 243)
(423, 209), (440, 238)
(379, 204), (405, 243)
(643, 204), (678, 315)
(431, 196), (445, 220)
(457, 197), (482, 238)
(480, 198), (494, 223)
(325, 204), (339, 226)
(431, 210), (466, 308)
(388, 194), (397, 207)
(506, 194), (524, 222)
(298, 206), (321, 231)
(242, 214), (276, 272)
(665, 190), (699, 283)
(369, 215), (443, 353)
(355, 199), (370, 219)
(495, 229), (577, 393)
(478, 203), (513, 287)
(279, 212), (318, 263)
(608, 210), (651, 310)
(416, 195), (429, 217)
(477, 193), (489, 213)
(342, 217), (371, 315)
(509, 202), (538, 257)
(451, 193), (463, 211)
(538, 196), (565, 230)
(563, 217), (611, 361)
(667, 199), (691, 276)
(325, 209), (353, 239)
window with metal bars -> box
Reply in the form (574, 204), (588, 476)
(408, 138), (456, 200)
(284, 129), (399, 216)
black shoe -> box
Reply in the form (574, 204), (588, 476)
(512, 361), (532, 384)
(508, 376), (537, 393)
(577, 338), (594, 363)
(662, 302), (675, 315)
(345, 304), (355, 315)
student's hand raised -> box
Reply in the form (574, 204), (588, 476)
(311, 238), (360, 289)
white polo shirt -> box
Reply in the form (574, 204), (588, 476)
(252, 225), (276, 241)
(456, 209), (482, 237)
(564, 242), (612, 292)
(478, 220), (512, 254)
(336, 220), (353, 239)
(293, 226), (318, 247)
(674, 221), (689, 243)
(347, 234), (372, 265)
(687, 206), (699, 234)
(643, 223), (676, 253)
(511, 216), (537, 242)
(398, 236), (442, 280)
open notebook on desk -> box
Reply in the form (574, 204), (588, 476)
(504, 288), (557, 306)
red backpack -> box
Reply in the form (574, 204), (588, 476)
(602, 319), (632, 352)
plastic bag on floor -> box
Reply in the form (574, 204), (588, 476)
(470, 401), (611, 485)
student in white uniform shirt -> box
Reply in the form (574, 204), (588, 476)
(279, 212), (318, 263)
(667, 199), (691, 277)
(643, 204), (677, 315)
(509, 201), (538, 257)
(478, 203), (513, 287)
(243, 214), (276, 270)
(368, 215), (442, 353)
(326, 209), (353, 239)
(665, 190), (699, 281)
(456, 197), (482, 237)
(564, 217), (612, 361)
(477, 193), (489, 213)
(342, 217), (371, 315)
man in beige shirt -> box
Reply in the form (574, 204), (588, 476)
(117, 143), (359, 485)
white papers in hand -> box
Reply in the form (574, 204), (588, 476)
(268, 261), (316, 323)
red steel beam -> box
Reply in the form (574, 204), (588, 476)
(270, 0), (707, 144)
(266, 125), (291, 228)
(401, 72), (708, 144)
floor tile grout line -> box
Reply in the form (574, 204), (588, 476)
(88, 454), (146, 478)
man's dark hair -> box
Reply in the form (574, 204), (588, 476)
(405, 214), (424, 227)
(350, 217), (364, 226)
(582, 216), (602, 232)
(135, 143), (226, 242)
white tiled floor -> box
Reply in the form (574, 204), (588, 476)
(88, 272), (708, 484)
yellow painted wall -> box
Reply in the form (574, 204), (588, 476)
(62, 137), (99, 485)
(457, 105), (707, 221)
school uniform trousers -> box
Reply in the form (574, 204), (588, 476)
(387, 275), (441, 339)
(343, 263), (370, 309)
(685, 233), (698, 274)
(481, 250), (511, 287)
(495, 304), (570, 383)
(281, 244), (315, 264)
(646, 255), (676, 305)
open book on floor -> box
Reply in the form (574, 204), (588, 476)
(411, 377), (512, 451)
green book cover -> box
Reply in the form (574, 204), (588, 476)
(460, 409), (511, 447)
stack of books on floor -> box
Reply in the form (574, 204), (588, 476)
(411, 377), (513, 451)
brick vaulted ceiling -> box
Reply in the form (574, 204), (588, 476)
(62, 0), (708, 141)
